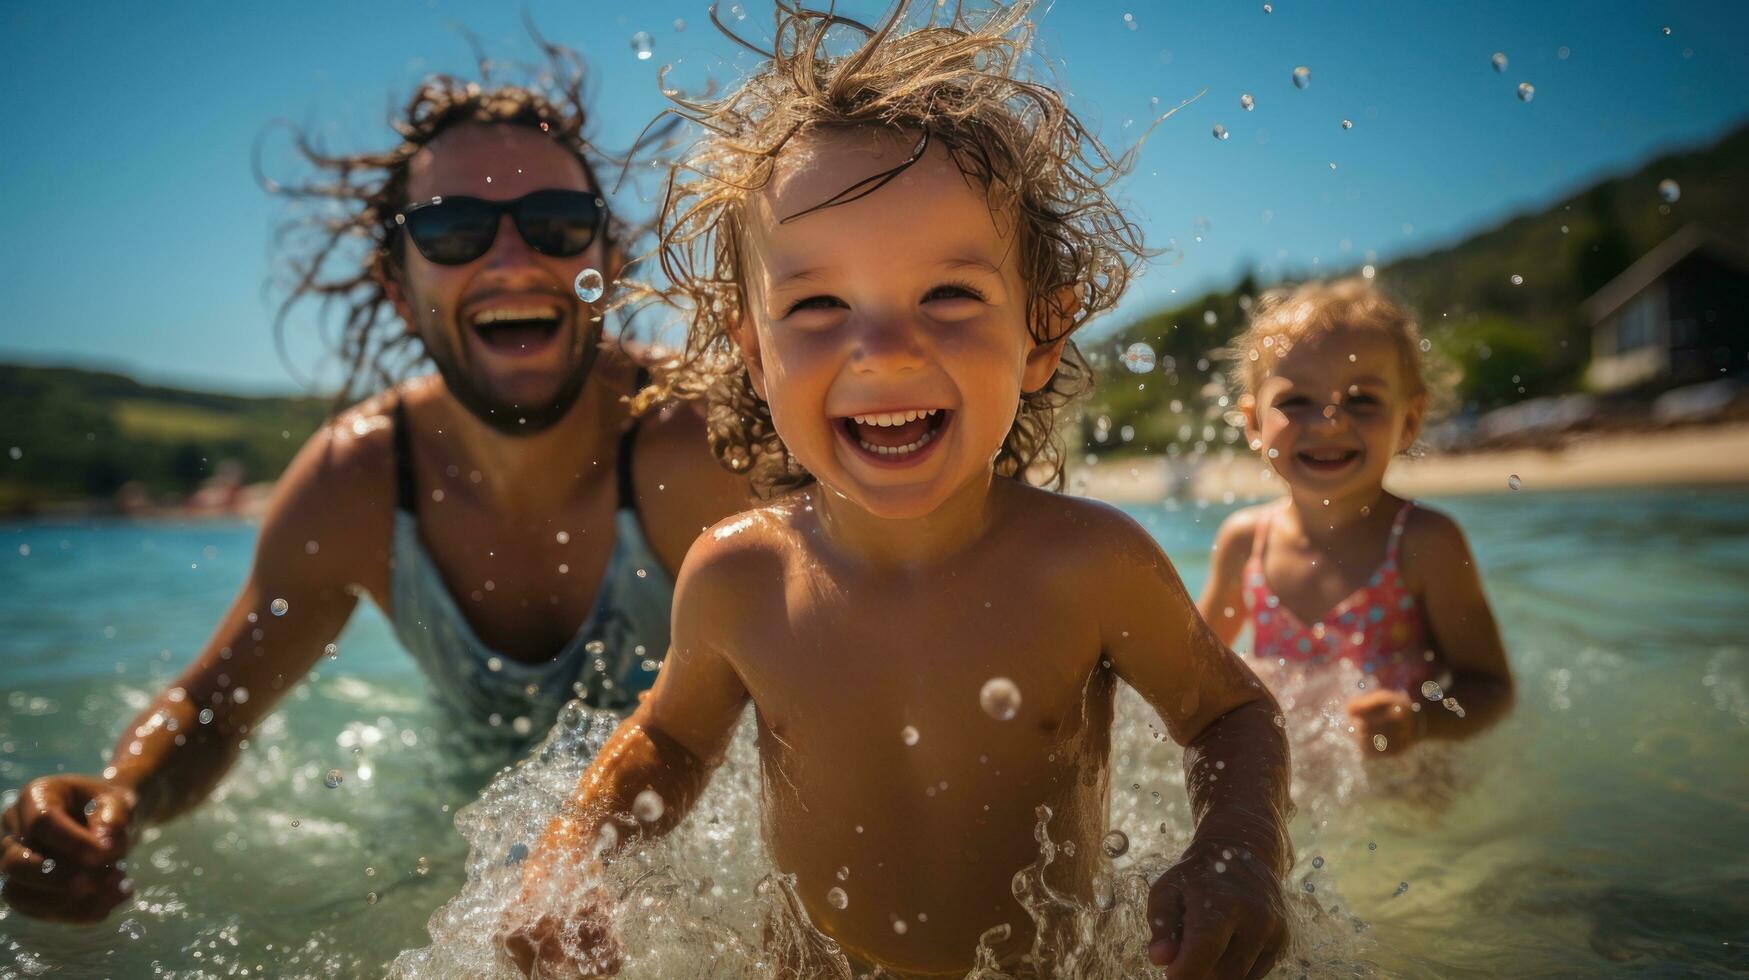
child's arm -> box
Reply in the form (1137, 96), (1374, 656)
(1092, 509), (1291, 979)
(500, 539), (753, 976)
(1348, 510), (1513, 752)
(1196, 508), (1263, 648)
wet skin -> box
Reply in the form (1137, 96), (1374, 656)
(0, 123), (748, 924)
(1198, 326), (1515, 755)
(507, 132), (1292, 979)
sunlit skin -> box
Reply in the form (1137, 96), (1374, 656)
(0, 123), (749, 924)
(504, 131), (1292, 979)
(1198, 326), (1515, 756)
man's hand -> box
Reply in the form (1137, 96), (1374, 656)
(1147, 838), (1286, 979)
(1, 775), (137, 923)
(1345, 689), (1425, 757)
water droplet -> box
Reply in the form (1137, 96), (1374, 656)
(633, 789), (665, 823)
(1262, 2), (1272, 11)
(1508, 473), (1522, 491)
(1101, 830), (1130, 858)
(1122, 12), (1137, 30)
(1516, 81), (1535, 102)
(574, 268), (605, 303)
(1661, 25), (1672, 36)
(1658, 178), (1681, 203)
(1212, 123), (1229, 141)
(198, 708), (214, 725)
(585, 639), (606, 656)
(827, 887), (849, 909)
(1491, 52), (1508, 73)
(673, 18), (687, 31)
(1372, 733), (1389, 751)
(40, 857), (56, 874)
(900, 725), (920, 746)
(555, 530), (571, 544)
(270, 598), (289, 616)
(1393, 881), (1409, 897)
(324, 768), (344, 789)
(1312, 856), (1325, 868)
(1420, 680), (1445, 701)
(1369, 841), (1379, 851)
(1240, 93), (1255, 111)
(837, 866), (850, 881)
(1292, 66), (1311, 90)
(1121, 343), (1156, 374)
(1340, 118), (1353, 130)
(631, 32), (654, 60)
(892, 919), (908, 934)
(325, 643), (338, 661)
(1419, 338), (1432, 352)
(729, 3), (746, 20)
(1510, 274), (1524, 285)
(979, 677), (1023, 720)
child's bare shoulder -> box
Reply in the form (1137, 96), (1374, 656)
(1398, 502), (1472, 574)
(1001, 484), (1170, 574)
(1213, 503), (1271, 554)
(677, 498), (812, 605)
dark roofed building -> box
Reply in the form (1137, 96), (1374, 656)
(1582, 225), (1749, 394)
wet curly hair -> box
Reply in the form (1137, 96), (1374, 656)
(262, 30), (628, 406)
(1227, 278), (1456, 418)
(636, 0), (1146, 497)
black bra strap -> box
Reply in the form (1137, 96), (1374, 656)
(614, 368), (654, 511)
(392, 398), (417, 513)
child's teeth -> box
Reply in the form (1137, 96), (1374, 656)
(849, 408), (938, 427)
(856, 427), (937, 456)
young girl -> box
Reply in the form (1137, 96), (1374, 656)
(1199, 280), (1514, 758)
(500, 6), (1292, 977)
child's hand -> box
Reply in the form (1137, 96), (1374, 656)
(497, 881), (623, 979)
(1345, 689), (1425, 756)
(1147, 838), (1286, 978)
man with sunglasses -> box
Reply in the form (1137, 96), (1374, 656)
(1, 75), (747, 924)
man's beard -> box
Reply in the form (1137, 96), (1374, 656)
(424, 319), (603, 436)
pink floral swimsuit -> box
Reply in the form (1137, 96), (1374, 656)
(1243, 501), (1437, 691)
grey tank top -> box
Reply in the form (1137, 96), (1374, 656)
(385, 398), (674, 742)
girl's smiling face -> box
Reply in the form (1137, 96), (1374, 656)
(1245, 327), (1424, 500)
(734, 129), (1066, 520)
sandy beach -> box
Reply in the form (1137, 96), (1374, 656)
(1073, 422), (1749, 504)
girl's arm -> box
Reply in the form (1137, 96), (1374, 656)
(1197, 508), (1262, 648)
(1409, 510), (1515, 739)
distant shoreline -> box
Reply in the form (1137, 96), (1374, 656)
(1074, 422), (1749, 504)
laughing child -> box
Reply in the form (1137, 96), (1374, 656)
(503, 6), (1292, 976)
(1198, 280), (1515, 758)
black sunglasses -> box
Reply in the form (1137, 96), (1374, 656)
(391, 189), (608, 266)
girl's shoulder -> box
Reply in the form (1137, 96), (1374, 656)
(1395, 501), (1474, 587)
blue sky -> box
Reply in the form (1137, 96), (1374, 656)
(2, 0), (1745, 394)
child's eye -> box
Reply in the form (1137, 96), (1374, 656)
(922, 282), (986, 304)
(785, 295), (847, 316)
(1347, 393), (1381, 408)
(1275, 395), (1312, 410)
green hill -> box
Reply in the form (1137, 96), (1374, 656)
(0, 364), (328, 514)
(1086, 120), (1749, 455)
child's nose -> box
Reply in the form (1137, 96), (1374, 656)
(850, 313), (926, 374)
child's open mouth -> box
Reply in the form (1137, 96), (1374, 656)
(1296, 448), (1362, 473)
(470, 306), (564, 356)
(837, 408), (951, 466)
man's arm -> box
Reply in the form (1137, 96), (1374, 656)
(1, 418), (390, 923)
(1090, 505), (1291, 979)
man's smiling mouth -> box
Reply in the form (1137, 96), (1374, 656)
(469, 305), (563, 354)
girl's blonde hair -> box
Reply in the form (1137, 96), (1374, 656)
(635, 1), (1145, 497)
(1228, 278), (1438, 403)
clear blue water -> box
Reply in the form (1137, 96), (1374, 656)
(2, 488), (1746, 977)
